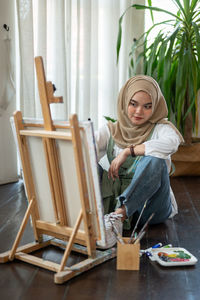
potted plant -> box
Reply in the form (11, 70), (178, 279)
(117, 0), (200, 176)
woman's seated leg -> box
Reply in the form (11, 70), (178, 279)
(118, 156), (171, 224)
(97, 156), (172, 249)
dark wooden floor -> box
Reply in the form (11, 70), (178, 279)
(0, 177), (200, 300)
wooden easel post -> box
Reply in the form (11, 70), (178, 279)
(9, 199), (35, 260)
(13, 111), (40, 242)
(35, 56), (67, 226)
(70, 114), (96, 258)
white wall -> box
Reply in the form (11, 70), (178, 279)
(0, 0), (18, 184)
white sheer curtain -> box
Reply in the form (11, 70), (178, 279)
(15, 0), (145, 129)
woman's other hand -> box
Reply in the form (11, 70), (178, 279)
(108, 144), (145, 180)
(108, 148), (130, 180)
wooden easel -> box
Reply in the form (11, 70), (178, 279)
(0, 56), (116, 284)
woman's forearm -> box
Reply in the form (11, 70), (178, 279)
(133, 144), (145, 156)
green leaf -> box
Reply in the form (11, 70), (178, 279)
(104, 116), (117, 123)
(183, 0), (190, 14)
(132, 4), (182, 21)
(172, 0), (187, 19)
(116, 15), (123, 64)
(174, 35), (187, 129)
(147, 0), (154, 23)
(192, 22), (200, 59)
(191, 0), (199, 11)
(157, 43), (167, 79)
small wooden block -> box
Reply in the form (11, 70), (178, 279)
(117, 238), (140, 270)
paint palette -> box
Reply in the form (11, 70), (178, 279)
(151, 247), (198, 267)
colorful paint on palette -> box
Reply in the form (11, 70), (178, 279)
(151, 247), (198, 267)
(158, 250), (191, 263)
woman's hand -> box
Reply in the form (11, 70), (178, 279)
(108, 148), (130, 180)
(108, 144), (145, 180)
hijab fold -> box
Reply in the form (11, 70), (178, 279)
(108, 75), (184, 148)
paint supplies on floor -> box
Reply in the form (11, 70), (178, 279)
(141, 244), (198, 267)
(116, 205), (155, 271)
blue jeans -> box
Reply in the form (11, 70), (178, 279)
(118, 156), (172, 225)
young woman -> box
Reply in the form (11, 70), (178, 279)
(95, 75), (184, 249)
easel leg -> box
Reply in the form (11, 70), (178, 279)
(59, 210), (83, 272)
(9, 199), (35, 261)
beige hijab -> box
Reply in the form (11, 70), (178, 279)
(108, 75), (184, 148)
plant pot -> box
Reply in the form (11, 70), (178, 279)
(171, 140), (200, 176)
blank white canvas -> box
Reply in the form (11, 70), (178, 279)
(11, 118), (106, 247)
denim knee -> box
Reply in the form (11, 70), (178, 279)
(141, 155), (165, 166)
(137, 156), (167, 176)
(119, 155), (170, 219)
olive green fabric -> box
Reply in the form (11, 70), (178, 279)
(101, 137), (142, 229)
